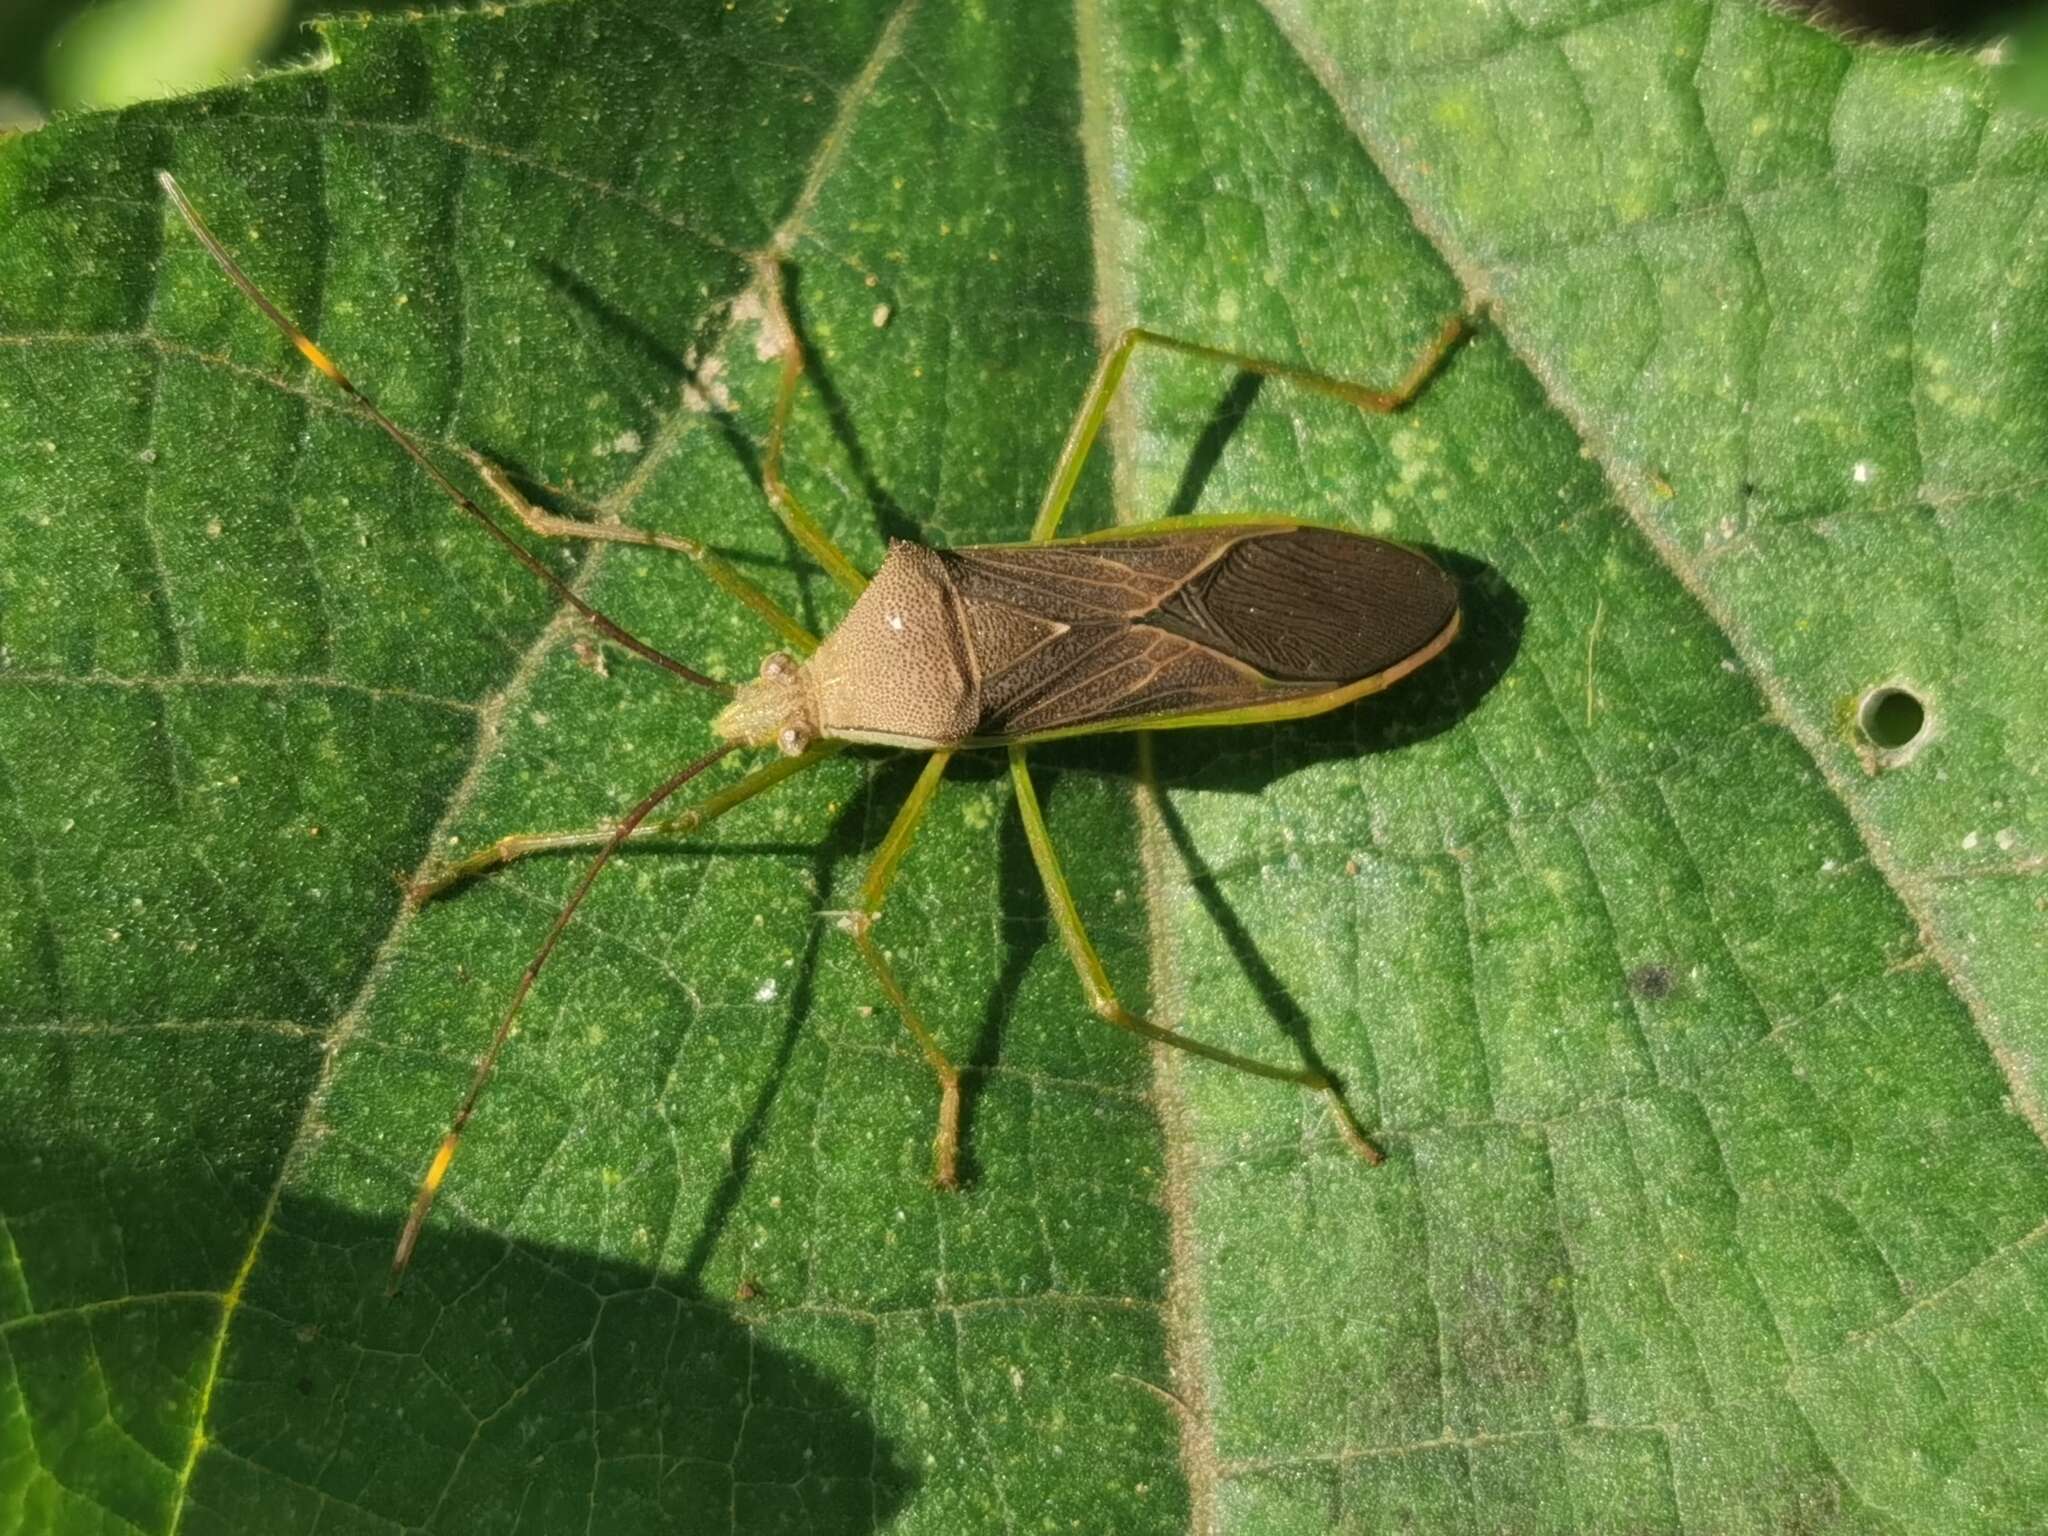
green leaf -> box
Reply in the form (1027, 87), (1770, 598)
(3, 2), (2044, 1533)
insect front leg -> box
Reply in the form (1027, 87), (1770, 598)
(752, 255), (871, 599)
(1030, 315), (1468, 544)
(465, 448), (821, 655)
(843, 750), (965, 1188)
(1007, 746), (1384, 1164)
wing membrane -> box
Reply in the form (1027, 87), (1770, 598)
(937, 524), (1458, 741)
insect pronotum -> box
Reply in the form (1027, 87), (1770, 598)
(158, 171), (1467, 1289)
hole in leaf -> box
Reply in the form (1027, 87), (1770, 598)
(1858, 686), (1927, 751)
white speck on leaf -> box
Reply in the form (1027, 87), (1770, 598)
(682, 353), (734, 414)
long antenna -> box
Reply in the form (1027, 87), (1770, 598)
(156, 171), (731, 697)
(390, 740), (739, 1289)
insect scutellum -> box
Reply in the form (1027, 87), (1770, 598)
(157, 170), (1469, 1290)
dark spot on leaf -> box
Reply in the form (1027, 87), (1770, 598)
(1452, 1262), (1578, 1397)
(1629, 964), (1675, 1000)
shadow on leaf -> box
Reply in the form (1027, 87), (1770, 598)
(0, 1130), (915, 1535)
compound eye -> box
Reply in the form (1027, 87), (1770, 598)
(777, 724), (811, 757)
(760, 651), (797, 681)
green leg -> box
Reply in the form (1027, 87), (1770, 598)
(845, 750), (964, 1187)
(754, 256), (871, 599)
(407, 744), (844, 905)
(1007, 746), (1384, 1163)
(1030, 316), (1467, 544)
(466, 447), (822, 656)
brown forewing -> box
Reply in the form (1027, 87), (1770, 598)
(936, 525), (1457, 740)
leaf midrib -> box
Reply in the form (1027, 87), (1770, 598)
(1085, 0), (2047, 1520)
(1244, 0), (2047, 1150)
(1069, 0), (1229, 1524)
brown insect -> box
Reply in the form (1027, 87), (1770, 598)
(157, 171), (1466, 1288)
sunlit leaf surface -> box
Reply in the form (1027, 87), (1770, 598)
(2, 2), (2043, 1531)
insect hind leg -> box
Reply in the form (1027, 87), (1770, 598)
(1007, 746), (1384, 1163)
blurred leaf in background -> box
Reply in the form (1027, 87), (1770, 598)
(0, 0), (418, 124)
(9, 0), (2048, 124)
(5, 0), (2046, 128)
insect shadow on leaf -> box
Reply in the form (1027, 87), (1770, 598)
(776, 261), (924, 549)
(1150, 546), (1522, 797)
(1161, 369), (1266, 523)
(1150, 785), (1361, 1134)
(956, 756), (1052, 1187)
(665, 789), (881, 1287)
(533, 251), (829, 630)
